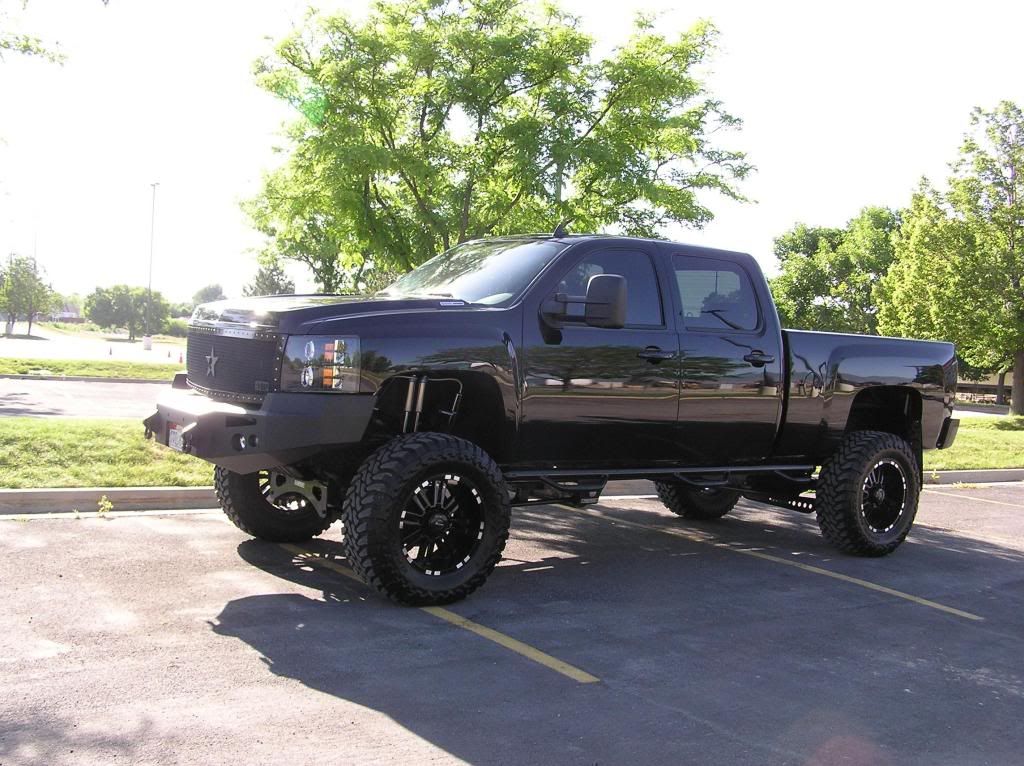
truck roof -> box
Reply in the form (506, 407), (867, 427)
(475, 232), (754, 262)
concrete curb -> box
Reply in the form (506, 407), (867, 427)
(0, 487), (217, 514)
(3, 470), (1022, 515)
(923, 468), (1024, 485)
(0, 374), (173, 384)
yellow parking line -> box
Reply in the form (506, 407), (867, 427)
(728, 548), (983, 621)
(923, 488), (1022, 509)
(280, 544), (600, 684)
(421, 606), (600, 684)
(558, 505), (984, 623)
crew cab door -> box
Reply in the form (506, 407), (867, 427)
(669, 252), (783, 465)
(517, 245), (680, 467)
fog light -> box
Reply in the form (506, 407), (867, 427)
(233, 434), (246, 451)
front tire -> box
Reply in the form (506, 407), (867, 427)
(815, 430), (920, 556)
(215, 467), (334, 542)
(342, 433), (511, 606)
(654, 482), (739, 519)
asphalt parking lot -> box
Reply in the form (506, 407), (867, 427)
(2, 484), (1023, 765)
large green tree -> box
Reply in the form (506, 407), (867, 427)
(769, 207), (899, 334)
(243, 260), (295, 297)
(878, 102), (1024, 414)
(85, 285), (170, 341)
(0, 0), (107, 64)
(192, 284), (226, 305)
(248, 0), (751, 291)
(0, 0), (61, 63)
(1, 254), (54, 335)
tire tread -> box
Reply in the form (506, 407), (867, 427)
(816, 430), (920, 556)
(342, 432), (510, 606)
(215, 467), (333, 543)
(654, 482), (738, 519)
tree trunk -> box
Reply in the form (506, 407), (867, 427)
(26, 314), (33, 336)
(996, 371), (1007, 405)
(1012, 350), (1024, 416)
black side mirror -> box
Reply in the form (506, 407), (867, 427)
(583, 274), (627, 328)
(540, 273), (628, 329)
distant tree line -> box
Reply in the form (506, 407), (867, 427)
(83, 285), (170, 341)
(76, 268), (296, 340)
(770, 101), (1024, 414)
(0, 254), (57, 335)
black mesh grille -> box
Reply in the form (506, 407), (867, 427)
(186, 327), (281, 401)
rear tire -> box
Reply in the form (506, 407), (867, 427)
(215, 467), (334, 542)
(342, 432), (511, 606)
(815, 430), (920, 556)
(654, 482), (739, 519)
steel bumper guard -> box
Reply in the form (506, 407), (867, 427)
(143, 375), (374, 473)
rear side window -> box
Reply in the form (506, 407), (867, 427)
(673, 255), (760, 331)
(558, 250), (664, 326)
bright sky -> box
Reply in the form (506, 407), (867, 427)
(1, 0), (1022, 301)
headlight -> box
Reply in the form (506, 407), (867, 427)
(280, 335), (361, 393)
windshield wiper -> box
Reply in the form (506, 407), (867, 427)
(381, 290), (472, 302)
(700, 309), (743, 330)
(397, 291), (460, 299)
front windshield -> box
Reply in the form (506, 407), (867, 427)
(382, 239), (567, 306)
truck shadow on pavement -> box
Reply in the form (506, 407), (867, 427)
(210, 501), (1024, 765)
(0, 391), (63, 416)
(0, 712), (154, 765)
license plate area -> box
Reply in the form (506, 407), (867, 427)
(167, 422), (184, 452)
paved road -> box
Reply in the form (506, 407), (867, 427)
(2, 484), (1022, 764)
(0, 378), (165, 418)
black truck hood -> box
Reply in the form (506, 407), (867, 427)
(191, 294), (476, 334)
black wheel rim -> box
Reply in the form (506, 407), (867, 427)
(860, 459), (907, 534)
(259, 470), (310, 514)
(399, 473), (485, 577)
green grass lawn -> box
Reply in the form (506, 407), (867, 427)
(0, 416), (1019, 490)
(0, 358), (182, 381)
(923, 416), (1024, 471)
(0, 418), (213, 488)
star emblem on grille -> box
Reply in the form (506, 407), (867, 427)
(206, 347), (219, 377)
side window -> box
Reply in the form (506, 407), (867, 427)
(559, 250), (664, 326)
(673, 255), (760, 331)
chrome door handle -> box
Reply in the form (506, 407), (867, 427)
(638, 346), (676, 362)
(743, 352), (775, 367)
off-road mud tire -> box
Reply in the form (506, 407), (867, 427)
(342, 432), (511, 606)
(654, 482), (739, 519)
(215, 467), (334, 542)
(815, 430), (920, 556)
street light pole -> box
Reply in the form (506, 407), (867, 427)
(144, 181), (159, 349)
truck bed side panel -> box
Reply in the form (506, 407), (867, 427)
(774, 329), (956, 463)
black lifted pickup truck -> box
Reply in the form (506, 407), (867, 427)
(144, 233), (959, 605)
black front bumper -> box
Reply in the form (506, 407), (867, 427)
(143, 376), (375, 473)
